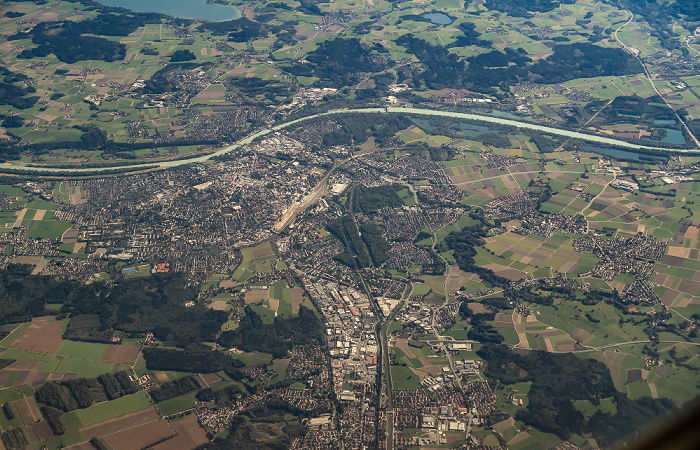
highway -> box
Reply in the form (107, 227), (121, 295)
(2, 106), (698, 176)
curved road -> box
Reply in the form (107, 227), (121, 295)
(2, 106), (698, 175)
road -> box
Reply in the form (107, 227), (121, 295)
(510, 339), (700, 353)
(3, 106), (698, 176)
(613, 10), (700, 149)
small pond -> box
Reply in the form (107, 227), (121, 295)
(422, 12), (453, 25)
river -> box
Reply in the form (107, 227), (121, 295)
(2, 107), (698, 175)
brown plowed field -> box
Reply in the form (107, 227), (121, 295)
(244, 289), (269, 304)
(79, 408), (160, 441)
(467, 303), (489, 314)
(103, 419), (175, 450)
(101, 344), (141, 364)
(291, 287), (304, 314)
(197, 373), (222, 387)
(6, 360), (44, 371)
(494, 313), (512, 323)
(253, 247), (275, 258)
(9, 318), (64, 354)
(152, 415), (208, 450)
(394, 338), (417, 359)
(0, 371), (12, 387)
(23, 424), (40, 443)
(570, 328), (591, 343)
(14, 397), (42, 424)
(31, 421), (55, 441)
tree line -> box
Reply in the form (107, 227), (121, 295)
(35, 371), (137, 435)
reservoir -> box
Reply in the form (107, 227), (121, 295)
(422, 12), (453, 25)
(641, 128), (687, 146)
(582, 145), (668, 163)
(94, 0), (241, 22)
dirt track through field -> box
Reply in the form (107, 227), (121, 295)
(14, 397), (42, 424)
(103, 419), (175, 450)
(79, 408), (160, 441)
(649, 382), (658, 399)
(13, 208), (27, 227)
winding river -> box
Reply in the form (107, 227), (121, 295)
(3, 107), (697, 175)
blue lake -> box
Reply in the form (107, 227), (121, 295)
(582, 145), (668, 163)
(659, 128), (686, 145)
(582, 145), (645, 161)
(641, 128), (687, 145)
(95, 0), (240, 22)
(422, 12), (453, 25)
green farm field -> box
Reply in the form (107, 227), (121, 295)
(72, 391), (153, 427)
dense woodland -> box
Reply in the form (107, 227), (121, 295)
(283, 38), (385, 88)
(0, 264), (81, 324)
(308, 114), (413, 148)
(69, 274), (227, 347)
(483, 0), (577, 18)
(458, 299), (506, 343)
(143, 346), (244, 373)
(353, 184), (405, 215)
(35, 372), (137, 413)
(396, 36), (642, 94)
(0, 67), (38, 110)
(218, 306), (323, 358)
(7, 6), (164, 64)
(618, 0), (700, 50)
(328, 183), (402, 269)
(170, 49), (197, 62)
(328, 215), (373, 269)
(0, 266), (227, 347)
(0, 427), (27, 450)
(478, 344), (677, 446)
(149, 376), (201, 402)
(440, 216), (510, 288)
